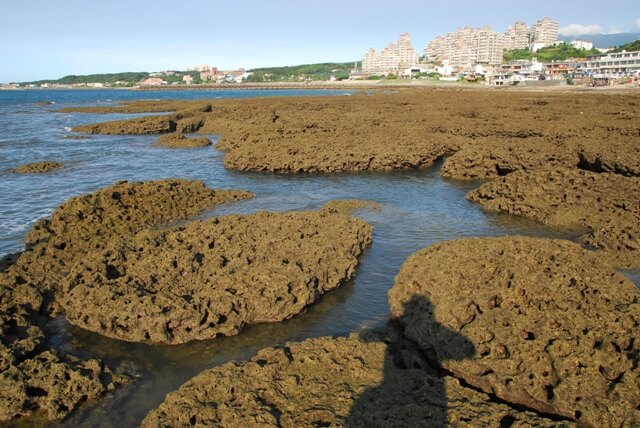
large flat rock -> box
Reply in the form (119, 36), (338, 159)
(389, 237), (640, 427)
(60, 210), (372, 344)
(467, 168), (640, 268)
(142, 332), (571, 427)
(67, 90), (640, 175)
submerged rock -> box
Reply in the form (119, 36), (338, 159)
(467, 168), (640, 268)
(60, 210), (372, 344)
(320, 199), (381, 215)
(13, 161), (64, 174)
(153, 133), (211, 148)
(142, 332), (572, 427)
(389, 236), (640, 427)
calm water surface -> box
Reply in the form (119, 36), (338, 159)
(0, 89), (637, 427)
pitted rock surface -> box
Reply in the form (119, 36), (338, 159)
(71, 103), (211, 135)
(153, 133), (211, 148)
(66, 90), (640, 176)
(15, 179), (251, 294)
(13, 161), (64, 174)
(0, 281), (126, 423)
(389, 237), (640, 427)
(60, 210), (372, 344)
(142, 333), (571, 427)
(467, 168), (640, 268)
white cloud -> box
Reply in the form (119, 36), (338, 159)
(607, 26), (624, 34)
(558, 24), (603, 37)
(634, 19), (640, 30)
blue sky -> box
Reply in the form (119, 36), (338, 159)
(2, 0), (639, 82)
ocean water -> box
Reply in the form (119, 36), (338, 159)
(0, 89), (637, 427)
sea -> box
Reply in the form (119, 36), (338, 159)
(0, 89), (637, 426)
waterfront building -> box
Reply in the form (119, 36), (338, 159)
(362, 33), (420, 74)
(579, 50), (640, 76)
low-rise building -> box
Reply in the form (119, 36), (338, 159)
(570, 40), (594, 50)
(579, 50), (640, 77)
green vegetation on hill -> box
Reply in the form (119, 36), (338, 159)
(25, 72), (151, 86)
(503, 44), (600, 62)
(611, 39), (640, 53)
(245, 62), (354, 82)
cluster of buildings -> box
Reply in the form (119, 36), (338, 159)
(186, 65), (248, 83)
(424, 17), (559, 69)
(361, 33), (420, 75)
(355, 17), (640, 83)
(358, 18), (562, 76)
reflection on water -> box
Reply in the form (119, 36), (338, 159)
(0, 90), (636, 427)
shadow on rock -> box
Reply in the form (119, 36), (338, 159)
(348, 295), (475, 427)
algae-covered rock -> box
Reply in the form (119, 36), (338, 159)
(60, 210), (372, 344)
(153, 133), (211, 148)
(467, 168), (640, 268)
(0, 281), (128, 423)
(13, 161), (64, 174)
(142, 332), (573, 427)
(389, 236), (640, 427)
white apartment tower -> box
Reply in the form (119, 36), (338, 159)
(362, 33), (419, 74)
(531, 17), (559, 46)
(423, 17), (560, 69)
(424, 26), (505, 68)
(504, 21), (530, 51)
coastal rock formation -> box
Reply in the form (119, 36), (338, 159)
(0, 179), (252, 422)
(389, 237), (640, 427)
(440, 140), (577, 180)
(13, 161), (64, 174)
(578, 138), (640, 177)
(142, 332), (570, 427)
(4, 179), (251, 313)
(153, 133), (211, 148)
(59, 210), (372, 344)
(467, 168), (640, 268)
(66, 90), (640, 176)
(71, 103), (211, 135)
(60, 100), (212, 114)
(320, 199), (381, 215)
(0, 280), (127, 423)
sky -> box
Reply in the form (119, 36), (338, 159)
(2, 0), (639, 82)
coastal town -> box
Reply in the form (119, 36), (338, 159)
(2, 16), (638, 89)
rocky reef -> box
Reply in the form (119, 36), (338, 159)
(153, 133), (211, 148)
(13, 161), (64, 174)
(66, 90), (639, 177)
(59, 210), (372, 344)
(467, 169), (640, 268)
(0, 179), (253, 424)
(389, 236), (640, 427)
(143, 330), (571, 427)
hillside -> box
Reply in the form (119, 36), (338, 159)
(24, 72), (151, 86)
(245, 62), (354, 82)
(504, 44), (600, 62)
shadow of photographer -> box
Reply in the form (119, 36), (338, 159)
(347, 295), (476, 427)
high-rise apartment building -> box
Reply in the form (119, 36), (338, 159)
(531, 17), (559, 46)
(362, 33), (420, 74)
(424, 17), (559, 69)
(424, 26), (505, 68)
(504, 21), (530, 51)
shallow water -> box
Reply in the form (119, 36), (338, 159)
(0, 89), (637, 427)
